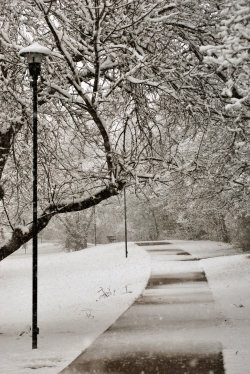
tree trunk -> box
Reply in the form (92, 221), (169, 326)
(0, 182), (124, 261)
(219, 214), (230, 243)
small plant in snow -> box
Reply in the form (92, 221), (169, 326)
(85, 310), (94, 319)
(97, 287), (115, 300)
(124, 285), (133, 294)
(18, 324), (31, 337)
(233, 303), (244, 308)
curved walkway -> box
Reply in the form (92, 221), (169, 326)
(60, 242), (225, 373)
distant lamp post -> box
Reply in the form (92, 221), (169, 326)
(93, 205), (97, 246)
(124, 186), (128, 258)
(19, 42), (50, 349)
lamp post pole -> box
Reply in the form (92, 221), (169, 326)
(32, 64), (39, 349)
(19, 43), (50, 349)
(93, 205), (97, 246)
(124, 186), (128, 258)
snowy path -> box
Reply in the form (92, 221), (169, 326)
(60, 242), (225, 373)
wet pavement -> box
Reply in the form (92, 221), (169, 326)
(60, 242), (225, 374)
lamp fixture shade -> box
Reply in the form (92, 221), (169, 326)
(19, 42), (51, 63)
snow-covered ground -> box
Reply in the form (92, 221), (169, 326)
(201, 254), (250, 374)
(174, 240), (250, 374)
(0, 239), (249, 373)
(0, 241), (150, 374)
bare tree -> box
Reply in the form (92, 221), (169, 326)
(0, 0), (248, 259)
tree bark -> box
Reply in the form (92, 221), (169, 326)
(0, 126), (14, 181)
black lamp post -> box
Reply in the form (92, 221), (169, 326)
(19, 42), (50, 349)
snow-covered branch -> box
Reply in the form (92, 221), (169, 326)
(0, 182), (125, 261)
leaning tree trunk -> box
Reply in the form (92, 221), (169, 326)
(0, 182), (124, 261)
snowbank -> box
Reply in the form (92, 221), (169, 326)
(171, 240), (250, 374)
(201, 254), (250, 374)
(0, 242), (150, 374)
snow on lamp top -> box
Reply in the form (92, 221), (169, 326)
(19, 42), (51, 63)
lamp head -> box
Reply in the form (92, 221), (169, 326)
(19, 42), (51, 78)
